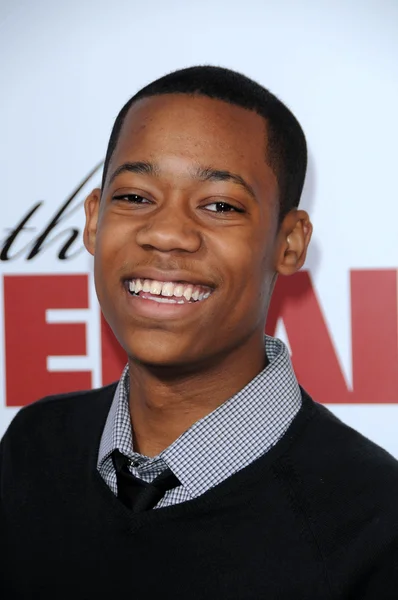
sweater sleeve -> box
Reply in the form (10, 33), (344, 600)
(0, 436), (7, 540)
(0, 438), (6, 581)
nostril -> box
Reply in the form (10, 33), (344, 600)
(135, 220), (202, 254)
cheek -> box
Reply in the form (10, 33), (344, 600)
(215, 233), (272, 309)
(94, 231), (114, 285)
(93, 227), (128, 310)
(95, 218), (132, 269)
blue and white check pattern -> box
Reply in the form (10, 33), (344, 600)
(98, 336), (302, 508)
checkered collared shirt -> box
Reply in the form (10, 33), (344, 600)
(97, 336), (302, 508)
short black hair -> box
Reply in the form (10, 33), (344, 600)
(101, 65), (307, 220)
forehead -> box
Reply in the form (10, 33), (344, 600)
(111, 94), (270, 177)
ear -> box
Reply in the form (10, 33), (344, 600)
(83, 188), (101, 256)
(275, 210), (313, 276)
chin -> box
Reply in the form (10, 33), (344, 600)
(122, 331), (199, 370)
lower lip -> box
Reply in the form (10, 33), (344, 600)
(124, 288), (211, 319)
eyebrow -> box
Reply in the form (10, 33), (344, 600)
(195, 166), (256, 200)
(108, 161), (160, 184)
(108, 161), (256, 200)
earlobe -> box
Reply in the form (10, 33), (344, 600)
(276, 210), (313, 276)
(83, 188), (101, 256)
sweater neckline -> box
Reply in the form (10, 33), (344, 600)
(98, 336), (302, 502)
(87, 385), (319, 532)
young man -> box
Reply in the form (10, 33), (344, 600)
(1, 66), (397, 599)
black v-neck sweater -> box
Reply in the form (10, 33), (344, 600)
(1, 384), (398, 599)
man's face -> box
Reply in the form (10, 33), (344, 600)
(85, 94), (285, 369)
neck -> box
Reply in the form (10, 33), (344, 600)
(128, 334), (267, 457)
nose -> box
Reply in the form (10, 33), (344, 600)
(135, 202), (202, 254)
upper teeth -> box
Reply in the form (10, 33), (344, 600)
(128, 279), (212, 302)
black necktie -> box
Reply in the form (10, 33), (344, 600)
(112, 449), (181, 513)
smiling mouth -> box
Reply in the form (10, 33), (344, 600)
(126, 278), (213, 304)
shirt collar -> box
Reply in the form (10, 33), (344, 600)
(98, 336), (301, 497)
(98, 364), (133, 467)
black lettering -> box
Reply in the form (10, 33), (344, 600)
(27, 162), (102, 260)
(0, 203), (42, 261)
(58, 229), (84, 260)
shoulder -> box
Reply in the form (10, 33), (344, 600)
(283, 389), (398, 502)
(291, 390), (398, 482)
(5, 383), (117, 429)
(1, 383), (117, 455)
(276, 390), (398, 584)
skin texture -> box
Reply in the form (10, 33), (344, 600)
(84, 94), (312, 456)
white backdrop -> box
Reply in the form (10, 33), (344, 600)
(1, 0), (397, 454)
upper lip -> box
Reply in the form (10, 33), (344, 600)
(122, 267), (215, 289)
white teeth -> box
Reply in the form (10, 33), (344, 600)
(173, 284), (184, 297)
(129, 278), (212, 302)
(143, 279), (151, 292)
(161, 282), (175, 297)
(183, 285), (193, 301)
(150, 280), (162, 295)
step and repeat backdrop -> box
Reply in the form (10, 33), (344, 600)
(0, 0), (397, 454)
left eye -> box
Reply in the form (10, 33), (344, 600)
(204, 202), (243, 213)
(113, 194), (150, 204)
